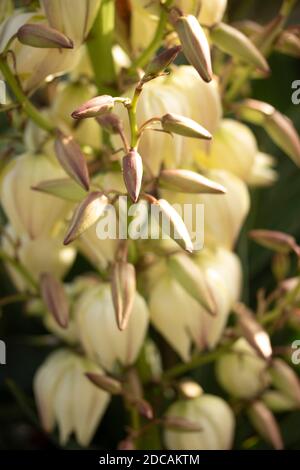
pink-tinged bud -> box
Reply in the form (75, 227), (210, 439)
(122, 150), (143, 202)
(249, 229), (299, 255)
(171, 13), (212, 82)
(143, 45), (182, 81)
(210, 23), (269, 73)
(40, 272), (69, 329)
(275, 27), (300, 58)
(151, 197), (194, 253)
(17, 23), (74, 49)
(132, 398), (153, 420)
(161, 113), (212, 140)
(234, 303), (272, 360)
(168, 253), (217, 315)
(64, 192), (108, 245)
(32, 178), (87, 202)
(85, 373), (122, 395)
(159, 169), (226, 194)
(247, 401), (284, 450)
(111, 261), (136, 331)
(96, 113), (124, 134)
(55, 132), (90, 190)
(71, 95), (115, 120)
(235, 99), (300, 166)
(163, 416), (203, 433)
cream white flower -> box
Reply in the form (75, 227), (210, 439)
(161, 169), (250, 250)
(149, 247), (241, 361)
(197, 0), (227, 26)
(1, 225), (76, 292)
(0, 11), (79, 92)
(40, 0), (101, 46)
(248, 152), (278, 187)
(164, 394), (234, 450)
(216, 338), (271, 399)
(1, 153), (71, 239)
(34, 349), (110, 446)
(75, 283), (149, 372)
(195, 119), (257, 180)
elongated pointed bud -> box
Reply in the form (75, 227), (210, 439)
(40, 272), (69, 329)
(151, 197), (193, 253)
(96, 113), (124, 134)
(161, 113), (212, 140)
(143, 46), (182, 81)
(159, 169), (226, 194)
(71, 95), (115, 120)
(131, 398), (153, 420)
(55, 132), (90, 190)
(32, 178), (87, 202)
(275, 28), (300, 58)
(163, 416), (203, 433)
(168, 253), (216, 315)
(234, 303), (272, 360)
(249, 229), (300, 255)
(235, 99), (300, 166)
(64, 192), (108, 245)
(111, 261), (136, 331)
(122, 150), (143, 202)
(262, 390), (298, 412)
(171, 12), (212, 82)
(17, 23), (74, 49)
(210, 23), (269, 73)
(269, 358), (300, 407)
(247, 401), (284, 450)
(85, 373), (122, 395)
(272, 253), (290, 282)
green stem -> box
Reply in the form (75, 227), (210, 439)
(87, 0), (116, 94)
(0, 56), (54, 132)
(0, 293), (31, 307)
(163, 342), (234, 381)
(128, 86), (142, 148)
(127, 0), (174, 74)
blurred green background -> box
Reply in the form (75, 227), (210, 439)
(0, 0), (300, 450)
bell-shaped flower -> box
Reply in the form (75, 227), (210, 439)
(34, 349), (110, 446)
(164, 393), (234, 450)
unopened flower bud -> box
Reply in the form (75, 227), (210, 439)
(159, 169), (226, 194)
(210, 23), (269, 73)
(71, 95), (115, 120)
(85, 373), (123, 395)
(122, 150), (143, 202)
(161, 113), (212, 140)
(216, 338), (270, 399)
(111, 261), (136, 331)
(64, 192), (108, 245)
(55, 132), (90, 190)
(34, 349), (110, 446)
(234, 303), (272, 360)
(247, 401), (283, 450)
(40, 272), (69, 329)
(249, 229), (299, 255)
(172, 13), (213, 82)
(143, 45), (182, 81)
(164, 395), (235, 450)
(262, 390), (299, 412)
(272, 253), (290, 281)
(275, 27), (300, 58)
(96, 113), (124, 134)
(17, 23), (73, 49)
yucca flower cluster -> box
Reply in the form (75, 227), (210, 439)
(0, 0), (300, 451)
